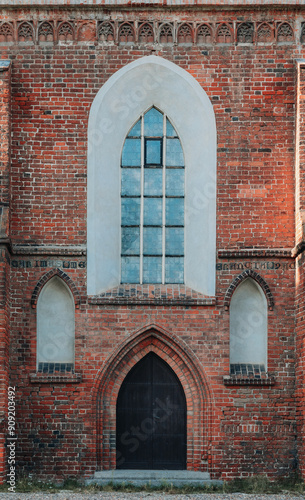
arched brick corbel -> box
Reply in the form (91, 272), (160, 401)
(224, 269), (274, 311)
(31, 268), (81, 309)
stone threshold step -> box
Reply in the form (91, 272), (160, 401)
(86, 470), (223, 487)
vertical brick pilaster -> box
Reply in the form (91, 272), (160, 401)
(0, 60), (11, 485)
(296, 60), (305, 480)
(296, 61), (305, 244)
(0, 60), (11, 242)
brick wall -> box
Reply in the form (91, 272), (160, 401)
(0, 3), (303, 482)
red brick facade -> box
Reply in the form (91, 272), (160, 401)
(0, 0), (304, 483)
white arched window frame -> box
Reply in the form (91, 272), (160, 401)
(37, 276), (75, 370)
(87, 56), (216, 296)
(230, 278), (268, 368)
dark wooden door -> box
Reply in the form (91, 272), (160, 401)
(116, 352), (186, 470)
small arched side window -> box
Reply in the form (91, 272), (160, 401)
(230, 278), (267, 374)
(37, 277), (75, 372)
(121, 107), (185, 284)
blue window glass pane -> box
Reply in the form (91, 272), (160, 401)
(166, 138), (184, 167)
(165, 257), (184, 284)
(128, 119), (141, 137)
(121, 257), (140, 283)
(143, 257), (162, 283)
(144, 108), (163, 136)
(166, 169), (184, 196)
(165, 228), (184, 255)
(121, 227), (140, 255)
(166, 198), (184, 226)
(144, 198), (163, 225)
(121, 198), (141, 225)
(145, 139), (162, 165)
(121, 169), (141, 196)
(143, 227), (162, 255)
(122, 139), (141, 166)
(144, 169), (163, 196)
(166, 118), (177, 137)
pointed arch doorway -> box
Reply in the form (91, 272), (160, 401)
(94, 326), (211, 471)
(116, 352), (186, 470)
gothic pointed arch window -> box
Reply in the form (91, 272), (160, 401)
(87, 56), (217, 296)
(121, 107), (184, 284)
(37, 276), (75, 372)
(230, 278), (267, 374)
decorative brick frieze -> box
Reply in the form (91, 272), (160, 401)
(0, 18), (299, 46)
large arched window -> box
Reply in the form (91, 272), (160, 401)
(37, 277), (75, 372)
(230, 278), (267, 371)
(87, 56), (216, 296)
(121, 107), (184, 284)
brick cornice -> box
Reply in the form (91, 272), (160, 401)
(218, 249), (292, 259)
(29, 373), (82, 383)
(223, 375), (275, 386)
(0, 0), (303, 5)
(12, 244), (86, 256)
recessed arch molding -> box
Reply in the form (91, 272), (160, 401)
(31, 268), (81, 309)
(92, 324), (213, 471)
(224, 269), (274, 311)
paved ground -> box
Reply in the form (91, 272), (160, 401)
(0, 493), (304, 499)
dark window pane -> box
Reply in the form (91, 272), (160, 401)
(165, 228), (184, 255)
(144, 107), (163, 136)
(143, 257), (162, 283)
(166, 198), (184, 226)
(145, 139), (162, 165)
(122, 139), (141, 166)
(166, 138), (184, 167)
(166, 118), (177, 137)
(121, 257), (140, 283)
(121, 198), (141, 225)
(144, 198), (163, 225)
(166, 169), (184, 196)
(143, 227), (162, 255)
(165, 257), (184, 283)
(128, 119), (141, 137)
(144, 169), (163, 196)
(122, 227), (140, 255)
(121, 169), (141, 196)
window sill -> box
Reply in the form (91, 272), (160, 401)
(30, 373), (82, 384)
(88, 285), (216, 306)
(223, 375), (275, 386)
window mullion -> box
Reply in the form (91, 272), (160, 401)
(140, 115), (144, 285)
(162, 114), (166, 285)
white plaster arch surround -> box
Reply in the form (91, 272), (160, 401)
(87, 56), (216, 296)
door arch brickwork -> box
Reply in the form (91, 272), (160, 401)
(92, 324), (212, 471)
